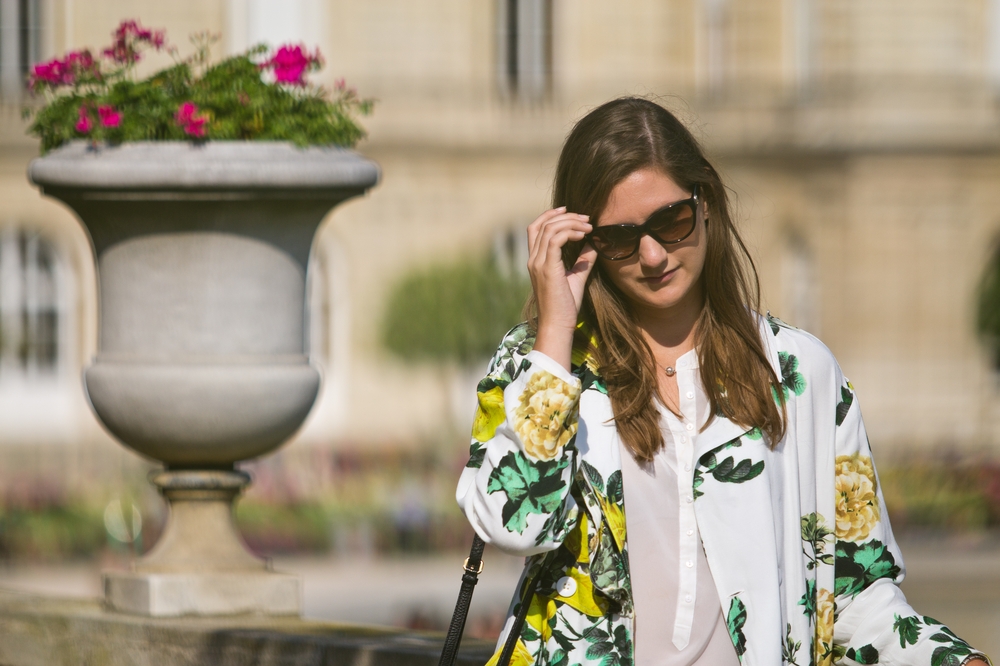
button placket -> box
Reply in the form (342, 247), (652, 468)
(671, 362), (699, 650)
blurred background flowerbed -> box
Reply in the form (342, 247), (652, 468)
(4, 452), (1000, 564)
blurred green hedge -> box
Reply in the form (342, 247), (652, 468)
(381, 258), (531, 365)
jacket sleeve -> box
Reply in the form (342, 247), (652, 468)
(830, 371), (989, 666)
(455, 324), (582, 556)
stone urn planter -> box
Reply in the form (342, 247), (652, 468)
(29, 141), (379, 616)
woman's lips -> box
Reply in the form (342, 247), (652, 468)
(639, 267), (678, 283)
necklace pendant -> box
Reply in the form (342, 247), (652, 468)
(665, 366), (676, 377)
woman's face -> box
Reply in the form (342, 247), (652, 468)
(595, 168), (708, 319)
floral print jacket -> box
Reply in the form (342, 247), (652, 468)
(456, 315), (988, 666)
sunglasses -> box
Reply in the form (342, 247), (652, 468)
(586, 185), (701, 261)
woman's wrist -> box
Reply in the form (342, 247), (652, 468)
(533, 321), (576, 372)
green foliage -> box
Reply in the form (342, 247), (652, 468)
(24, 27), (372, 153)
(235, 501), (330, 554)
(977, 246), (1000, 364)
(0, 504), (106, 561)
(381, 257), (532, 365)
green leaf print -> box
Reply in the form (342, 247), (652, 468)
(581, 459), (605, 493)
(562, 616), (630, 666)
(501, 323), (535, 359)
(836, 384), (855, 426)
(783, 623), (802, 665)
(801, 512), (834, 570)
(590, 520), (630, 605)
(845, 644), (880, 664)
(534, 509), (577, 547)
(578, 361), (608, 394)
(466, 441), (486, 469)
(930, 645), (974, 666)
(798, 578), (816, 617)
(835, 540), (901, 598)
(606, 470), (623, 505)
(486, 450), (570, 534)
(893, 614), (921, 648)
(777, 352), (807, 399)
(726, 597), (748, 658)
(924, 618), (976, 666)
(693, 435), (764, 499)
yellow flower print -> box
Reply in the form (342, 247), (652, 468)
(485, 637), (533, 666)
(597, 496), (627, 552)
(835, 454), (881, 542)
(472, 386), (505, 442)
(815, 588), (835, 666)
(552, 566), (609, 618)
(514, 370), (580, 461)
(524, 593), (557, 643)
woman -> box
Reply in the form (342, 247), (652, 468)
(456, 97), (989, 666)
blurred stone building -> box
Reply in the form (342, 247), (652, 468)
(2, 0), (1000, 463)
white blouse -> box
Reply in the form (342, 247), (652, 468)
(620, 348), (740, 666)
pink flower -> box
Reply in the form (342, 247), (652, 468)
(98, 105), (122, 128)
(260, 44), (322, 86)
(103, 19), (166, 65)
(75, 106), (93, 134)
(29, 50), (100, 91)
(174, 101), (207, 137)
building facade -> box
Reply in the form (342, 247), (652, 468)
(2, 0), (1000, 461)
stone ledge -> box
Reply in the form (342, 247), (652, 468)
(0, 589), (494, 666)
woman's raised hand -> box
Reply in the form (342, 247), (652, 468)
(526, 207), (598, 371)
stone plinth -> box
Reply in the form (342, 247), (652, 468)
(0, 589), (493, 666)
(28, 142), (380, 616)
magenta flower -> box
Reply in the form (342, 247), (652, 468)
(29, 50), (100, 91)
(75, 106), (93, 134)
(98, 105), (122, 128)
(103, 19), (166, 65)
(174, 101), (207, 137)
(260, 44), (322, 86)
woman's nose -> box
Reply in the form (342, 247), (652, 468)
(637, 233), (669, 267)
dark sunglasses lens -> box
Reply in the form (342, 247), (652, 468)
(648, 203), (696, 243)
(591, 226), (640, 259)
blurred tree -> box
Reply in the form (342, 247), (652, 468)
(381, 256), (531, 365)
(977, 245), (1000, 368)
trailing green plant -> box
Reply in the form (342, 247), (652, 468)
(23, 20), (373, 154)
(381, 256), (532, 365)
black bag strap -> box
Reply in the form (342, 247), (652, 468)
(438, 535), (540, 666)
(438, 534), (486, 666)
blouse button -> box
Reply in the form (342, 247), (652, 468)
(684, 463), (691, 472)
(681, 436), (688, 443)
(685, 495), (693, 504)
(687, 529), (694, 536)
(685, 423), (694, 431)
(685, 560), (694, 568)
(686, 391), (694, 399)
(556, 576), (577, 598)
(685, 594), (693, 603)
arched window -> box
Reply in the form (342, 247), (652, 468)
(0, 227), (64, 380)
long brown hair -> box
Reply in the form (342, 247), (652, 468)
(533, 97), (784, 462)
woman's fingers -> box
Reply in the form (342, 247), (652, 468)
(528, 213), (591, 273)
(527, 207), (567, 252)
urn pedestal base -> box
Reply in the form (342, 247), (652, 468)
(103, 570), (301, 617)
(103, 470), (301, 617)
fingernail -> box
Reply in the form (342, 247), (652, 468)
(556, 206), (567, 211)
